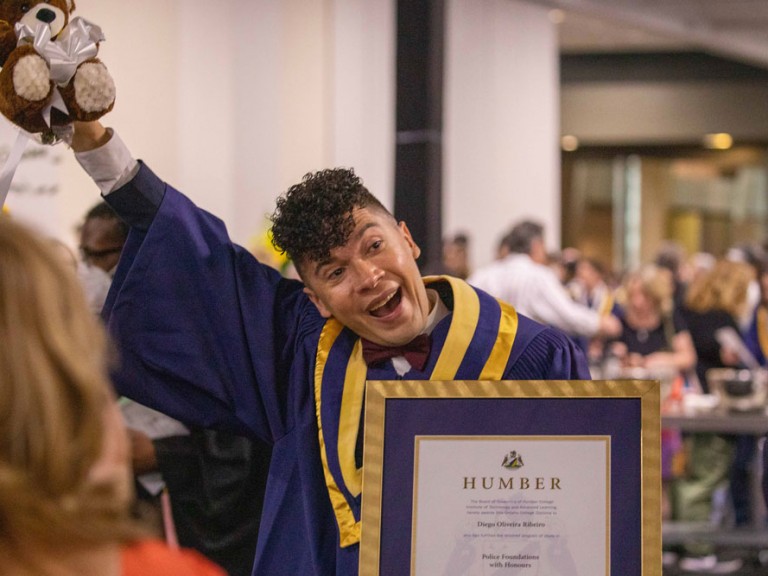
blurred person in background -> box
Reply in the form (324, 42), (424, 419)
(654, 241), (690, 311)
(567, 256), (619, 362)
(609, 264), (696, 377)
(726, 243), (766, 331)
(553, 246), (581, 286)
(469, 219), (620, 343)
(742, 262), (768, 537)
(751, 261), (768, 571)
(611, 264), (744, 572)
(569, 257), (616, 316)
(608, 264), (697, 570)
(685, 251), (716, 286)
(77, 201), (128, 314)
(681, 260), (754, 391)
(495, 228), (514, 260)
(676, 260), (756, 573)
(441, 232), (471, 279)
(744, 261), (768, 366)
(546, 250), (568, 284)
(79, 201), (129, 275)
(0, 217), (224, 576)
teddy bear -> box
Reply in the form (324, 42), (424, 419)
(0, 0), (115, 143)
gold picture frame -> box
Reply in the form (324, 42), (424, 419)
(359, 379), (661, 576)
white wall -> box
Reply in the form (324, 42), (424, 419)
(444, 0), (560, 269)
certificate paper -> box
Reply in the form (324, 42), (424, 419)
(412, 436), (608, 575)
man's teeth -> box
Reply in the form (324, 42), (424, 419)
(370, 291), (396, 312)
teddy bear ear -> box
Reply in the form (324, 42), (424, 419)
(68, 0), (76, 13)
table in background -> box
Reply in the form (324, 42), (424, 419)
(661, 409), (768, 547)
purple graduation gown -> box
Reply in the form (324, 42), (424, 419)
(103, 162), (591, 576)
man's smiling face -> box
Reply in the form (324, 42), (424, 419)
(302, 207), (431, 347)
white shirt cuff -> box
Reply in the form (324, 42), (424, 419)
(74, 128), (139, 196)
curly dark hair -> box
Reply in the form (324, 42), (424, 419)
(270, 167), (389, 270)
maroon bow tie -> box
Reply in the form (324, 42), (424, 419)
(360, 333), (431, 371)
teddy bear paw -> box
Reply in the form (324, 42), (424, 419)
(13, 54), (51, 101)
(73, 62), (116, 113)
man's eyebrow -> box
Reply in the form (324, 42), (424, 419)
(354, 222), (379, 240)
(311, 222), (382, 277)
(313, 258), (333, 278)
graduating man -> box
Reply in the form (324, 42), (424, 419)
(70, 121), (590, 576)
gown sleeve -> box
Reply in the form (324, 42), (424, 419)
(505, 315), (593, 380)
(103, 162), (316, 442)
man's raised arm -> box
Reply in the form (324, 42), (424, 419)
(71, 121), (162, 231)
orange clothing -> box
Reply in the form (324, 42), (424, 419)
(122, 539), (227, 576)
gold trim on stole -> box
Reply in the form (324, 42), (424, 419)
(314, 319), (362, 546)
(315, 276), (519, 547)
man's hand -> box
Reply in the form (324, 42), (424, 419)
(597, 314), (622, 338)
(71, 120), (111, 152)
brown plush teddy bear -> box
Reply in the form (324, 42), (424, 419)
(0, 0), (115, 143)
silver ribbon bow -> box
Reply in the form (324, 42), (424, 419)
(0, 18), (106, 207)
(16, 16), (105, 126)
(16, 16), (104, 85)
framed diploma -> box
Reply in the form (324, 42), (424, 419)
(359, 380), (660, 576)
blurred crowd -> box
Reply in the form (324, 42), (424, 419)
(446, 221), (768, 574)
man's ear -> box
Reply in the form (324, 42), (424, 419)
(398, 221), (421, 260)
(303, 286), (332, 318)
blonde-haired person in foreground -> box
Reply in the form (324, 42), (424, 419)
(0, 218), (226, 576)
